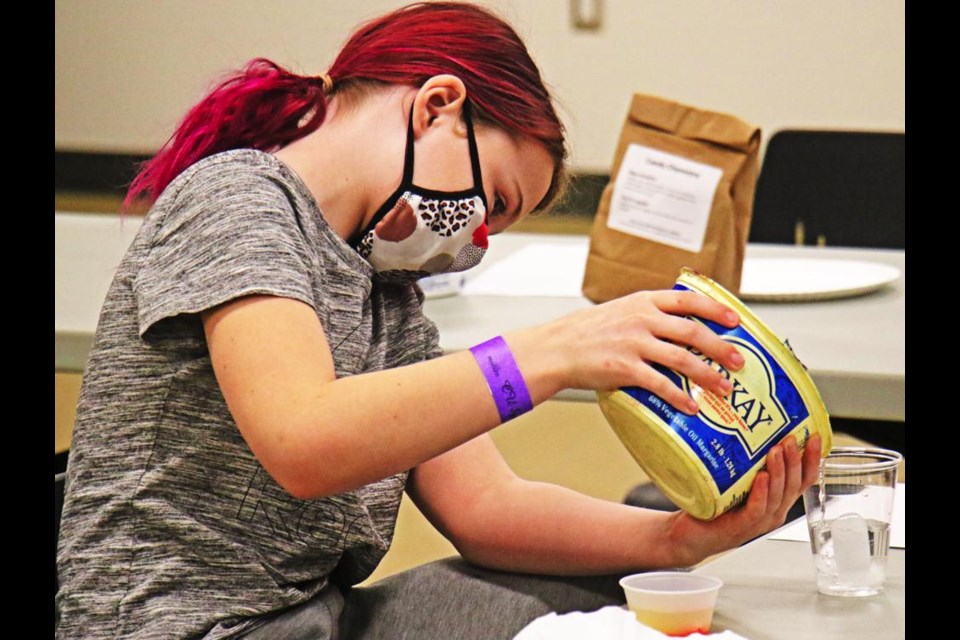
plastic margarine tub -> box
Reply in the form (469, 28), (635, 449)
(598, 269), (833, 520)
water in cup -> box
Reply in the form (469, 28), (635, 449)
(809, 513), (890, 596)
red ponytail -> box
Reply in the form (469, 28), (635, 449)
(124, 59), (326, 208)
(125, 2), (566, 210)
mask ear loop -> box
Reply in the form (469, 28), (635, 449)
(400, 105), (416, 186)
(462, 100), (489, 214)
(350, 106), (418, 249)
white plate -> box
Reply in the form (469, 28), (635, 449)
(739, 258), (901, 302)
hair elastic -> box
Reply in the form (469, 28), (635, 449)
(469, 336), (534, 423)
(317, 73), (334, 93)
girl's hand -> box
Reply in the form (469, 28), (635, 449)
(510, 290), (745, 414)
(665, 434), (823, 566)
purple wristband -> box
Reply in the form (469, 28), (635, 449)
(469, 336), (534, 423)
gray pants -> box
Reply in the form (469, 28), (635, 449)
(241, 558), (626, 640)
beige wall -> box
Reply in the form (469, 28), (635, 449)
(55, 0), (904, 172)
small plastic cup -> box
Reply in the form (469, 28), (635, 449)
(619, 572), (723, 637)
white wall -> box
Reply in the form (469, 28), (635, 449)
(55, 0), (904, 172)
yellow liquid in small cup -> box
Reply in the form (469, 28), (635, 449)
(630, 607), (714, 637)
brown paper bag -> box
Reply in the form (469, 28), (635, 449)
(582, 93), (761, 303)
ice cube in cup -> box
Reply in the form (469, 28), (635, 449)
(619, 572), (723, 637)
(831, 513), (871, 579)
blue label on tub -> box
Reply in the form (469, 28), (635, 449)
(618, 284), (809, 494)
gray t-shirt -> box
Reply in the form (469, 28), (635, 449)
(56, 150), (443, 639)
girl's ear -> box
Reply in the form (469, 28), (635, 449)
(411, 74), (468, 139)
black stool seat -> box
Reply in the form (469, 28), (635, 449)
(623, 481), (807, 525)
(623, 483), (678, 512)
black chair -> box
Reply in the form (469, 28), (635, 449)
(748, 128), (906, 454)
(748, 130), (904, 249)
(623, 481), (806, 525)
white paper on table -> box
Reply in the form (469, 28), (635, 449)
(769, 483), (905, 548)
(607, 144), (723, 253)
(513, 605), (749, 640)
(460, 243), (588, 297)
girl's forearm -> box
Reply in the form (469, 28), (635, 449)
(281, 333), (562, 498)
(445, 478), (688, 575)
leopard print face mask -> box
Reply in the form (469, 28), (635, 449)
(353, 101), (489, 284)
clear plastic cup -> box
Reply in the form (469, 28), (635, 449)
(802, 447), (902, 597)
(619, 572), (723, 636)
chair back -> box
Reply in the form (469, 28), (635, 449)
(749, 130), (904, 249)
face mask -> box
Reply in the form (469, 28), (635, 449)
(353, 101), (489, 283)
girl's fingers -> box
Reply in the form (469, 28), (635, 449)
(648, 290), (740, 329)
(573, 289), (751, 411)
(642, 314), (744, 374)
(636, 339), (732, 398)
(772, 438), (805, 523)
(764, 445), (786, 516)
(742, 471), (769, 523)
(708, 438), (818, 549)
(801, 434), (823, 488)
(781, 437), (803, 501)
(633, 365), (700, 415)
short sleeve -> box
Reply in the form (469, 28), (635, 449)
(133, 160), (318, 337)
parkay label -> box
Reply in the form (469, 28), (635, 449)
(682, 333), (789, 458)
(598, 271), (829, 519)
(631, 303), (814, 495)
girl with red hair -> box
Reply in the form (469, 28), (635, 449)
(57, 3), (819, 638)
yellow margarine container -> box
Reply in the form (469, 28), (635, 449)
(598, 269), (832, 520)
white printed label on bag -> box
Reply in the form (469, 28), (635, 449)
(607, 144), (723, 253)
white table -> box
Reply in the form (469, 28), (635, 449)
(56, 212), (144, 373)
(55, 215), (904, 421)
(694, 536), (904, 639)
(423, 233), (905, 422)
